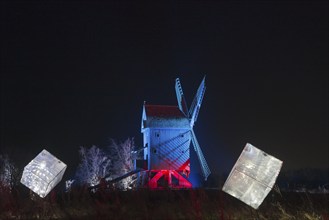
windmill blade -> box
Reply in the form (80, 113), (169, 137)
(175, 78), (189, 117)
(189, 76), (206, 127)
(190, 129), (211, 181)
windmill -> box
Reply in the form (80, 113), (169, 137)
(137, 76), (211, 188)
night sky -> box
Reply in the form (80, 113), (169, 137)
(1, 1), (328, 178)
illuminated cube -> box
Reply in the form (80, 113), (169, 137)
(222, 143), (282, 209)
(20, 149), (67, 198)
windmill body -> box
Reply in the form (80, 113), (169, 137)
(136, 77), (211, 188)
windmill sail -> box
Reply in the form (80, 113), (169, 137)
(175, 78), (189, 117)
(189, 77), (206, 127)
(190, 129), (211, 180)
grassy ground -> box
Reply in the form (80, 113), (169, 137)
(0, 187), (328, 219)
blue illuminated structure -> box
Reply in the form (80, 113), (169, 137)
(137, 77), (211, 188)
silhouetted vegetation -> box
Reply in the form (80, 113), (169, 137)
(0, 185), (328, 219)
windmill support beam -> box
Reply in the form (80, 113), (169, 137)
(147, 170), (192, 189)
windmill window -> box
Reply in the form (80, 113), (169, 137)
(181, 134), (184, 137)
(152, 148), (157, 154)
(155, 132), (160, 137)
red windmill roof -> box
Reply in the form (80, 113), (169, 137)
(144, 104), (186, 118)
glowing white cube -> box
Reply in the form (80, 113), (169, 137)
(222, 143), (283, 209)
(20, 149), (67, 198)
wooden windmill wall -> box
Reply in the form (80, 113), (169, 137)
(141, 104), (192, 188)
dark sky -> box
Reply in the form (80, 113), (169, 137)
(1, 1), (328, 177)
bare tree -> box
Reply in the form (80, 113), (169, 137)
(107, 138), (135, 190)
(0, 154), (18, 191)
(75, 146), (111, 187)
(74, 138), (135, 190)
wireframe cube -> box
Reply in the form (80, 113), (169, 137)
(222, 143), (283, 209)
(20, 149), (67, 198)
